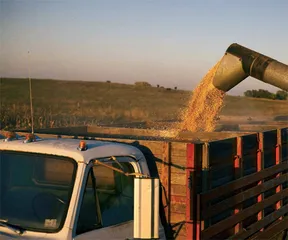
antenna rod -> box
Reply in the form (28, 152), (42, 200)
(28, 51), (34, 134)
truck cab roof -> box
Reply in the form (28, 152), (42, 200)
(0, 137), (145, 164)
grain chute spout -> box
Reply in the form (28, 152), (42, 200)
(212, 43), (288, 92)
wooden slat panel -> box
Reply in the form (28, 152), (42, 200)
(156, 162), (162, 171)
(175, 235), (187, 240)
(170, 151), (187, 158)
(170, 167), (186, 174)
(170, 158), (186, 172)
(201, 162), (288, 204)
(242, 133), (258, 153)
(209, 169), (234, 190)
(170, 195), (186, 203)
(242, 152), (257, 177)
(138, 143), (166, 154)
(263, 129), (278, 147)
(282, 143), (288, 160)
(145, 154), (163, 163)
(281, 128), (288, 144)
(177, 131), (245, 141)
(209, 138), (237, 155)
(161, 142), (171, 223)
(263, 148), (276, 169)
(207, 156), (234, 168)
(201, 188), (288, 239)
(170, 155), (187, 166)
(250, 218), (288, 240)
(171, 142), (187, 157)
(172, 223), (186, 238)
(170, 212), (186, 223)
(242, 151), (257, 160)
(171, 184), (186, 196)
(201, 173), (288, 219)
(170, 202), (186, 214)
(171, 173), (186, 185)
(230, 204), (288, 240)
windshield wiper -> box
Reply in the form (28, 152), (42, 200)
(0, 219), (26, 235)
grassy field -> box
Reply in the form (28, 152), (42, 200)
(1, 77), (288, 130)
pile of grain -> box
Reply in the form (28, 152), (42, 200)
(159, 61), (225, 138)
(178, 61), (225, 132)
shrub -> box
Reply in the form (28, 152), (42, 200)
(134, 81), (152, 87)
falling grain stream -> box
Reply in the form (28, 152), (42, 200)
(158, 62), (225, 138)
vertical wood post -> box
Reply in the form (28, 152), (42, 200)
(162, 142), (171, 223)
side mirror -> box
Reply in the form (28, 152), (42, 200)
(134, 177), (160, 239)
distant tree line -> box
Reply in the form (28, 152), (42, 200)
(244, 89), (288, 100)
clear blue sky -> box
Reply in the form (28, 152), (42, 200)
(1, 0), (288, 95)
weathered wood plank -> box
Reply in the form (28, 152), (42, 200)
(170, 167), (186, 174)
(175, 235), (187, 240)
(170, 212), (186, 223)
(171, 184), (186, 196)
(208, 157), (235, 168)
(161, 142), (171, 223)
(250, 218), (288, 240)
(170, 173), (186, 185)
(201, 173), (288, 219)
(172, 223), (187, 238)
(171, 142), (187, 157)
(281, 128), (288, 144)
(201, 188), (288, 239)
(201, 162), (288, 204)
(170, 155), (187, 166)
(230, 204), (288, 240)
(170, 202), (186, 214)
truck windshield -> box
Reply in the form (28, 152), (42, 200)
(0, 150), (77, 233)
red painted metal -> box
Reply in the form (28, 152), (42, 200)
(276, 129), (282, 220)
(171, 195), (186, 204)
(184, 130), (288, 239)
(186, 143), (200, 240)
(257, 133), (264, 231)
(234, 137), (242, 234)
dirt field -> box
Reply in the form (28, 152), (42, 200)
(1, 77), (287, 130)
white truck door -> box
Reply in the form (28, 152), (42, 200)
(74, 160), (136, 240)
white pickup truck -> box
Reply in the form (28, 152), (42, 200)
(0, 132), (166, 239)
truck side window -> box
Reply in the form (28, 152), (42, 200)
(94, 162), (135, 227)
(76, 168), (101, 235)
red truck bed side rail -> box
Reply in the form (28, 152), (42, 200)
(187, 128), (288, 239)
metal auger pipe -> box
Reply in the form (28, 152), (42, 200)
(212, 43), (288, 92)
